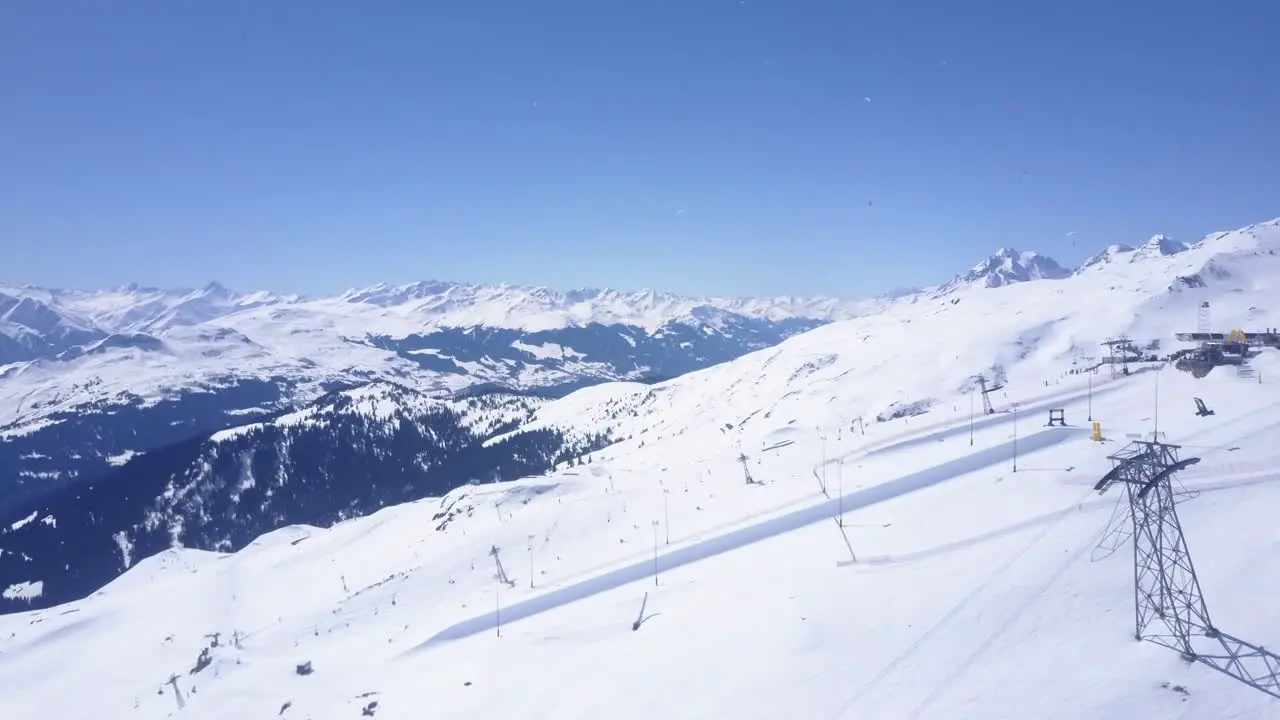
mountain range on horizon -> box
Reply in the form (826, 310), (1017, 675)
(2, 227), (1220, 321)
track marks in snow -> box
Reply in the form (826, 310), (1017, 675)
(837, 486), (1102, 718)
(905, 509), (1112, 718)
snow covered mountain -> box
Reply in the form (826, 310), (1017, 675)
(0, 382), (610, 612)
(2, 218), (1280, 718)
(1077, 233), (1194, 272)
(334, 281), (869, 330)
(941, 247), (1072, 291)
(0, 282), (875, 513)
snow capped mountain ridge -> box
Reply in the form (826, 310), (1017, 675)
(4, 279), (873, 340)
(1079, 243), (1138, 271)
(0, 281), (301, 338)
(956, 247), (1072, 289)
(1143, 233), (1190, 256)
(333, 279), (872, 331)
(10, 216), (1272, 344)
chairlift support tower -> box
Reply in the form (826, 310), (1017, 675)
(1103, 336), (1133, 379)
(737, 450), (758, 485)
(489, 545), (515, 588)
(974, 375), (1002, 415)
(1094, 440), (1280, 698)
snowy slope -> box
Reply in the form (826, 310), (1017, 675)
(1, 339), (1278, 719)
(2, 219), (1280, 718)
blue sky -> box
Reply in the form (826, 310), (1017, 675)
(3, 1), (1278, 299)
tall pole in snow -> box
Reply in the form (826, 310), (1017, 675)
(819, 430), (829, 497)
(837, 459), (844, 527)
(1088, 363), (1094, 422)
(527, 535), (535, 589)
(663, 488), (670, 545)
(1153, 363), (1161, 439)
(495, 571), (501, 637)
(1012, 402), (1019, 473)
(651, 520), (660, 586)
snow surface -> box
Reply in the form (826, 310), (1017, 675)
(3, 358), (1279, 719)
(3, 218), (1280, 718)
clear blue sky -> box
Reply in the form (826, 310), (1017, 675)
(3, 1), (1278, 299)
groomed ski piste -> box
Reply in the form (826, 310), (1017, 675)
(3, 220), (1280, 719)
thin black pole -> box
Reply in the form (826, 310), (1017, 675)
(1154, 364), (1160, 439)
(1012, 403), (1019, 473)
(837, 459), (844, 527)
(663, 490), (670, 545)
(495, 574), (501, 637)
(820, 432), (828, 496)
(1087, 366), (1093, 422)
(651, 521), (659, 586)
(528, 536), (534, 589)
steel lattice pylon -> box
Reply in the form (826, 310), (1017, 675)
(1095, 440), (1280, 699)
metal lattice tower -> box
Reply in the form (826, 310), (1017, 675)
(1095, 440), (1280, 698)
(738, 451), (759, 485)
(489, 545), (515, 588)
(1198, 301), (1212, 335)
(1102, 336), (1134, 379)
(973, 375), (1002, 415)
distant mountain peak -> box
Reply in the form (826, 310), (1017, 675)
(946, 247), (1070, 290)
(1076, 234), (1189, 274)
(1077, 243), (1137, 272)
(340, 280), (465, 306)
(1141, 234), (1188, 257)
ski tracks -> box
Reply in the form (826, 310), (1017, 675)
(833, 485), (1099, 719)
(905, 509), (1111, 718)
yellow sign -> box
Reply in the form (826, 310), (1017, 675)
(1226, 329), (1247, 344)
(1091, 421), (1104, 442)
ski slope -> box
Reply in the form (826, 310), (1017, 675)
(3, 359), (1280, 720)
(423, 426), (1083, 645)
